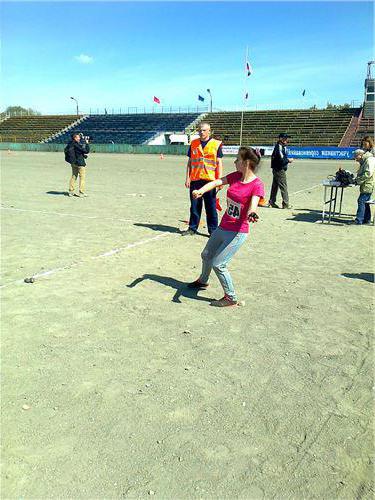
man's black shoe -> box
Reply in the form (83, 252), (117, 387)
(268, 201), (280, 208)
(181, 228), (197, 236)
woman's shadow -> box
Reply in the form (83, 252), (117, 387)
(126, 274), (214, 303)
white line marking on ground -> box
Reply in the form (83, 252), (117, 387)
(291, 184), (320, 196)
(1, 183), (319, 288)
(1, 206), (134, 223)
(93, 233), (170, 259)
(0, 232), (172, 289)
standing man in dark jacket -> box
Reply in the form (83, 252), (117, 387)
(65, 133), (90, 197)
(268, 133), (293, 209)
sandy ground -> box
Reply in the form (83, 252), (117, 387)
(1, 151), (374, 499)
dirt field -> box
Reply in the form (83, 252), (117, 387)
(1, 151), (374, 499)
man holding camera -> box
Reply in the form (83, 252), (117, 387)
(65, 132), (90, 197)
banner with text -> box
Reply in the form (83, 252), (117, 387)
(288, 146), (356, 160)
(223, 145), (356, 159)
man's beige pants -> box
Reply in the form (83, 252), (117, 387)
(69, 164), (86, 194)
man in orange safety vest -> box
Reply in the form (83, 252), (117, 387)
(181, 122), (223, 236)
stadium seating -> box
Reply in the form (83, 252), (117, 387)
(350, 118), (374, 147)
(49, 113), (201, 144)
(0, 109), (365, 147)
(0, 115), (82, 143)
(202, 108), (359, 146)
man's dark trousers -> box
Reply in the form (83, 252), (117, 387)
(270, 169), (289, 205)
(189, 180), (218, 234)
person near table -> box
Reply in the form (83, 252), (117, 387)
(352, 149), (375, 225)
(361, 136), (375, 156)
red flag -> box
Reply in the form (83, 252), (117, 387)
(216, 198), (222, 211)
(153, 96), (160, 104)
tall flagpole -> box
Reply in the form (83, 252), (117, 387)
(239, 46), (249, 147)
(207, 89), (212, 112)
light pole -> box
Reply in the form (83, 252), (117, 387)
(207, 88), (212, 112)
(70, 96), (79, 116)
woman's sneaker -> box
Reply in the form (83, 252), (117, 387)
(187, 279), (208, 290)
(211, 295), (239, 307)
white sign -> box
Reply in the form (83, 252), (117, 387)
(222, 145), (274, 156)
(169, 134), (189, 145)
(222, 145), (240, 155)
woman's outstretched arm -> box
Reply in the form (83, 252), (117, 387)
(192, 177), (228, 199)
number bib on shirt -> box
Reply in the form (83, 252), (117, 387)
(226, 197), (241, 219)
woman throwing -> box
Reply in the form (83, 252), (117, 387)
(188, 146), (265, 307)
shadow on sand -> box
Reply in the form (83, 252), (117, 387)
(341, 273), (374, 283)
(46, 191), (69, 196)
(127, 274), (214, 303)
(133, 223), (181, 234)
(134, 222), (209, 237)
(286, 208), (353, 224)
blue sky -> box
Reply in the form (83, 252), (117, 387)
(1, 1), (373, 114)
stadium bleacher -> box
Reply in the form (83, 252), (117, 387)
(203, 108), (360, 146)
(350, 117), (374, 147)
(0, 115), (82, 143)
(0, 108), (369, 148)
(49, 113), (201, 144)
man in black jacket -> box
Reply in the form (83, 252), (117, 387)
(268, 133), (293, 209)
(65, 133), (90, 197)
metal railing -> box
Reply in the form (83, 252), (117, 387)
(1, 100), (362, 118)
(87, 106), (209, 115)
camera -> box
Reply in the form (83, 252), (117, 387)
(79, 132), (92, 142)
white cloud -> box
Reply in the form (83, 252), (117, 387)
(74, 54), (94, 64)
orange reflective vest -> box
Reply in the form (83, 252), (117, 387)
(189, 138), (222, 181)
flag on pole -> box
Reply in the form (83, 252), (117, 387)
(198, 95), (205, 102)
(245, 92), (249, 100)
(246, 62), (252, 76)
(302, 89), (306, 96)
(153, 96), (161, 104)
